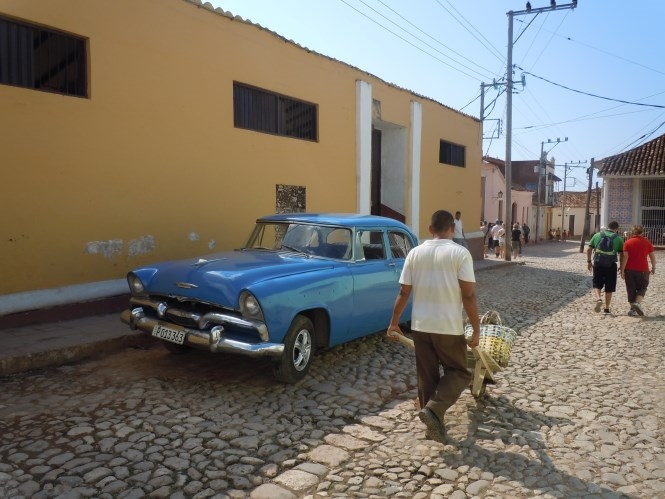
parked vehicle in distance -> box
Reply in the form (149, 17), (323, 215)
(121, 213), (418, 382)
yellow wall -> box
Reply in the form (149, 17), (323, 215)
(418, 99), (483, 237)
(0, 0), (481, 296)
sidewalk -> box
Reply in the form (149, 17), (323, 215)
(0, 253), (516, 377)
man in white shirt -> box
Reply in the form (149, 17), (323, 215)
(453, 211), (467, 248)
(387, 210), (480, 444)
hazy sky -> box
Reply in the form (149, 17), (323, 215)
(209, 0), (665, 190)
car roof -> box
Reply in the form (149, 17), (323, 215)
(257, 213), (412, 230)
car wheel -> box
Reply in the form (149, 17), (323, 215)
(161, 341), (190, 354)
(273, 315), (315, 383)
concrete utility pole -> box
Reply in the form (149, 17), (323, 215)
(560, 160), (586, 235)
(580, 158), (594, 253)
(536, 137), (567, 243)
(505, 0), (578, 259)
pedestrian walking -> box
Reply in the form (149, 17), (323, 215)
(453, 211), (468, 248)
(586, 221), (624, 315)
(620, 225), (656, 316)
(497, 222), (506, 259)
(491, 220), (502, 258)
(511, 222), (522, 259)
(386, 210), (480, 444)
(480, 221), (489, 258)
(522, 223), (530, 244)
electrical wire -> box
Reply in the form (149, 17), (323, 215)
(373, 0), (496, 78)
(517, 69), (665, 108)
(338, 0), (493, 82)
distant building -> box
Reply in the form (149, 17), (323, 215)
(597, 133), (665, 246)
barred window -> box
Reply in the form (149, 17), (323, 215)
(233, 82), (317, 141)
(0, 16), (87, 97)
(439, 140), (465, 167)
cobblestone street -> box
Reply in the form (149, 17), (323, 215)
(1, 242), (663, 498)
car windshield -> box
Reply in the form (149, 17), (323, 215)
(244, 222), (353, 260)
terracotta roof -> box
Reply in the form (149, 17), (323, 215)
(554, 190), (601, 209)
(597, 133), (665, 176)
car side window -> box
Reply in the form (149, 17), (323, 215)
(358, 230), (386, 260)
(324, 228), (352, 260)
(389, 231), (413, 258)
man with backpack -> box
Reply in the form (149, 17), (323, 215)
(586, 221), (624, 315)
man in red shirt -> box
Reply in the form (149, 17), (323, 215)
(620, 225), (657, 316)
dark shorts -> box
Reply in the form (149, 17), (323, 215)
(624, 270), (650, 300)
(592, 264), (618, 293)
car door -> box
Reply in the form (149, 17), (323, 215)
(346, 228), (411, 339)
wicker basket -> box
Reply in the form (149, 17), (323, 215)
(465, 311), (517, 367)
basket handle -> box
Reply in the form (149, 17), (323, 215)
(480, 310), (502, 325)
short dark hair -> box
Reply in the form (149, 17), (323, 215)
(608, 221), (619, 230)
(431, 210), (455, 233)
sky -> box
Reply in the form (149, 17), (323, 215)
(210, 0), (665, 191)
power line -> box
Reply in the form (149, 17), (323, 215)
(338, 0), (493, 81)
(518, 69), (665, 108)
(373, 0), (497, 78)
(514, 18), (665, 78)
(436, 0), (505, 63)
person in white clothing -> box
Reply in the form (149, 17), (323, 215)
(387, 210), (480, 444)
(453, 211), (468, 248)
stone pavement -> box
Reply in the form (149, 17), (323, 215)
(251, 242), (665, 499)
(1, 241), (663, 498)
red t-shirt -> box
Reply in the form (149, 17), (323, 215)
(623, 235), (654, 272)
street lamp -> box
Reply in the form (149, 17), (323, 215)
(498, 190), (503, 199)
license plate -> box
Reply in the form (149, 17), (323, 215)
(152, 324), (186, 345)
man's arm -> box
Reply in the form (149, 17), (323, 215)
(649, 251), (657, 274)
(387, 284), (412, 339)
(619, 251), (627, 279)
(459, 280), (480, 348)
(586, 242), (594, 272)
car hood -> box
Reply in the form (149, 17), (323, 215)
(135, 250), (336, 307)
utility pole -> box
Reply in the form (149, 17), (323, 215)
(505, 0), (577, 259)
(580, 158), (594, 253)
(535, 137), (567, 243)
(479, 81), (502, 139)
(560, 160), (586, 235)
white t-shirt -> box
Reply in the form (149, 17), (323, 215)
(399, 238), (475, 335)
(453, 219), (464, 239)
(491, 224), (502, 241)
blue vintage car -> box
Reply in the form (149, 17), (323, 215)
(120, 213), (418, 382)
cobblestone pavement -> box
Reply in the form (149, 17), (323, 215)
(0, 242), (663, 498)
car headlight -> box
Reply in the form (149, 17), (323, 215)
(127, 273), (146, 296)
(240, 291), (264, 321)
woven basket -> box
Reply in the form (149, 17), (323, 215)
(465, 311), (517, 367)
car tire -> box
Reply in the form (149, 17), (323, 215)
(161, 341), (191, 354)
(273, 315), (315, 383)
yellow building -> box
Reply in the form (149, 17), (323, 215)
(0, 0), (482, 316)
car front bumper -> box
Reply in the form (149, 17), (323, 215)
(120, 307), (284, 357)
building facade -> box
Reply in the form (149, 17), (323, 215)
(598, 134), (665, 247)
(0, 0), (483, 315)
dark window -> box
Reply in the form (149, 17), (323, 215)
(439, 140), (465, 167)
(233, 82), (317, 141)
(0, 16), (87, 97)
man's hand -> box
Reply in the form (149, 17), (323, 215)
(466, 329), (480, 349)
(386, 324), (403, 341)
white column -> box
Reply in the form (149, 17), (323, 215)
(409, 100), (422, 239)
(356, 80), (372, 215)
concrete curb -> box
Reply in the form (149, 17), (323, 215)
(0, 334), (156, 376)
